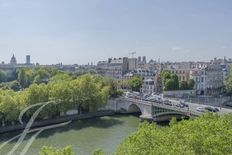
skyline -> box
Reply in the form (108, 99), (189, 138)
(1, 53), (231, 65)
(0, 0), (232, 64)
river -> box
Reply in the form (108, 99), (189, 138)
(0, 115), (140, 155)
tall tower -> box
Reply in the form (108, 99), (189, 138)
(26, 55), (31, 64)
(142, 56), (147, 64)
(10, 54), (17, 65)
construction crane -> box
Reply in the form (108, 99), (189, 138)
(128, 52), (136, 58)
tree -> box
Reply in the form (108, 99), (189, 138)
(26, 84), (49, 105)
(115, 113), (232, 155)
(9, 80), (21, 91)
(17, 68), (28, 88)
(93, 149), (105, 155)
(33, 68), (50, 84)
(74, 74), (109, 113)
(108, 79), (118, 98)
(17, 68), (34, 88)
(0, 91), (20, 125)
(0, 73), (110, 126)
(39, 146), (74, 155)
(49, 73), (72, 83)
(161, 70), (179, 91)
(0, 70), (6, 83)
(179, 81), (188, 90)
(225, 65), (232, 95)
(164, 74), (179, 91)
(161, 70), (171, 84)
(128, 76), (143, 92)
(187, 79), (195, 90)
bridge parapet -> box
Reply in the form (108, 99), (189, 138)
(121, 97), (200, 116)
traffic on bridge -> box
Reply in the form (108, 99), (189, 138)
(124, 91), (232, 116)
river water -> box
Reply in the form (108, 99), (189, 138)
(0, 115), (140, 155)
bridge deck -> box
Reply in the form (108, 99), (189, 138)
(121, 97), (232, 117)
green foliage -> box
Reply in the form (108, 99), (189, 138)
(118, 80), (129, 89)
(163, 72), (179, 91)
(187, 79), (195, 90)
(128, 76), (143, 92)
(225, 65), (232, 95)
(115, 89), (124, 97)
(106, 79), (124, 98)
(0, 70), (6, 83)
(161, 70), (171, 84)
(0, 80), (21, 91)
(179, 79), (195, 90)
(161, 70), (195, 91)
(179, 81), (188, 90)
(93, 149), (105, 155)
(39, 146), (74, 155)
(0, 73), (110, 125)
(115, 113), (232, 155)
(33, 68), (50, 84)
(0, 90), (20, 124)
(17, 68), (34, 88)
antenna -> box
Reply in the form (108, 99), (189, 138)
(128, 52), (136, 58)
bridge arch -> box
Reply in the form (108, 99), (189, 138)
(127, 104), (142, 114)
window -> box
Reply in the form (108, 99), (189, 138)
(201, 77), (204, 82)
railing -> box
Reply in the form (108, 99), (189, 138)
(120, 97), (200, 116)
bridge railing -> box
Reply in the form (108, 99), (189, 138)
(120, 97), (200, 116)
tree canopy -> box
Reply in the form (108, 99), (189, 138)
(161, 70), (195, 91)
(0, 73), (110, 126)
(115, 113), (232, 155)
(161, 70), (179, 91)
(39, 146), (74, 155)
(225, 65), (232, 95)
(128, 76), (143, 92)
(0, 70), (6, 83)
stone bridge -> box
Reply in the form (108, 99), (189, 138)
(106, 97), (200, 122)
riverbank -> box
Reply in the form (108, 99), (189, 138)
(0, 110), (115, 134)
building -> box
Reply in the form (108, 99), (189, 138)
(205, 64), (224, 95)
(154, 73), (163, 94)
(141, 78), (154, 95)
(190, 69), (207, 95)
(26, 55), (31, 64)
(128, 58), (137, 71)
(133, 68), (154, 80)
(10, 54), (17, 65)
(167, 62), (193, 82)
(97, 57), (129, 79)
(190, 64), (224, 95)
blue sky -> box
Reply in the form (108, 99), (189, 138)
(0, 0), (232, 65)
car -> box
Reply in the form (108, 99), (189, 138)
(205, 106), (217, 112)
(163, 100), (172, 106)
(213, 107), (220, 112)
(146, 97), (156, 102)
(176, 104), (184, 108)
(180, 102), (189, 108)
(133, 96), (140, 99)
(196, 107), (205, 112)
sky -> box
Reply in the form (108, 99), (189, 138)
(0, 0), (232, 65)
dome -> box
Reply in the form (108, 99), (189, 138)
(10, 54), (17, 64)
